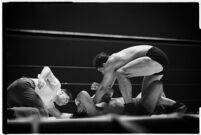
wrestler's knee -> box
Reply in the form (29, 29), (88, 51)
(79, 90), (89, 96)
(77, 90), (90, 99)
(116, 68), (128, 77)
(151, 80), (163, 90)
(143, 80), (163, 97)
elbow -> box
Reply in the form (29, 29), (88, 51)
(44, 66), (51, 72)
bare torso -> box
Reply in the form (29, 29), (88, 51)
(96, 97), (127, 115)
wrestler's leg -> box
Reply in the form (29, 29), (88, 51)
(137, 92), (175, 105)
(76, 91), (99, 116)
(116, 56), (163, 102)
(116, 57), (164, 114)
(140, 75), (163, 113)
(116, 73), (133, 104)
(117, 56), (163, 78)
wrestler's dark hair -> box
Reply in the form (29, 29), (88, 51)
(92, 52), (109, 69)
(61, 89), (73, 102)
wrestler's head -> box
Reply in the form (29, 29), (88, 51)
(93, 52), (109, 73)
(54, 89), (72, 106)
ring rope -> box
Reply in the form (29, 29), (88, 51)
(61, 82), (199, 86)
(6, 81), (200, 86)
(7, 65), (201, 71)
(6, 28), (201, 46)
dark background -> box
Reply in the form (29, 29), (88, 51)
(3, 2), (201, 113)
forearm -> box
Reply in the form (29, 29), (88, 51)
(48, 107), (64, 119)
(93, 70), (115, 104)
(46, 101), (63, 118)
(93, 85), (108, 104)
(46, 101), (72, 119)
(76, 91), (98, 116)
(47, 74), (61, 89)
(40, 66), (61, 89)
(39, 66), (52, 79)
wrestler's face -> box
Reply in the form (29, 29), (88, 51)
(54, 90), (70, 106)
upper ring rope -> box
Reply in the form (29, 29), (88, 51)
(6, 28), (201, 46)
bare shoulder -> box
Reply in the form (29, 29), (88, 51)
(104, 54), (120, 70)
(108, 53), (120, 62)
(119, 45), (152, 53)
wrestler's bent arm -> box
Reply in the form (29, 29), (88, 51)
(47, 102), (72, 119)
(39, 66), (61, 89)
(76, 91), (98, 116)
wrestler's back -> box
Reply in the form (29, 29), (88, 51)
(108, 45), (152, 70)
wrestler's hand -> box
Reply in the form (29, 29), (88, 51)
(37, 79), (46, 89)
(91, 82), (100, 91)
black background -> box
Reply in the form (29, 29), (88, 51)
(3, 2), (201, 113)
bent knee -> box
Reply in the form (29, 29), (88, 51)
(151, 80), (163, 89)
(79, 90), (88, 95)
(116, 68), (129, 77)
(77, 90), (90, 99)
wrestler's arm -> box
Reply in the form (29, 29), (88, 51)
(93, 56), (121, 104)
(91, 83), (114, 96)
(38, 66), (52, 79)
(76, 91), (98, 116)
(93, 69), (116, 104)
(47, 102), (73, 119)
(38, 66), (61, 89)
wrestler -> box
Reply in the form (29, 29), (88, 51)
(73, 82), (187, 117)
(92, 45), (187, 115)
(7, 66), (72, 119)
